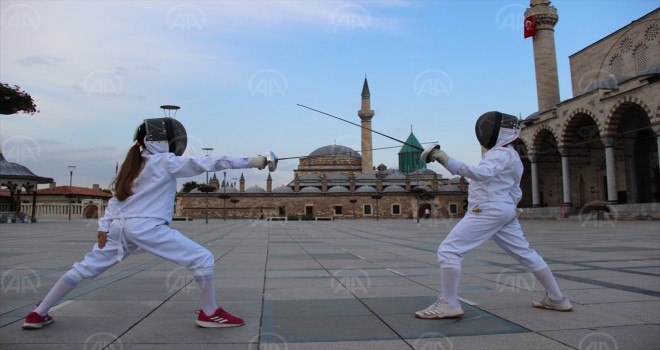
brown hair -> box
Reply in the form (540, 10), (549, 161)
(113, 144), (144, 201)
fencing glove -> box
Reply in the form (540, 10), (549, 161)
(421, 144), (449, 164)
(248, 156), (267, 169)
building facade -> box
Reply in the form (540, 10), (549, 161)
(519, 2), (659, 218)
(178, 78), (468, 220)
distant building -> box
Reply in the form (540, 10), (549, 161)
(178, 78), (468, 220)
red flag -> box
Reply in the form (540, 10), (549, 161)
(524, 15), (536, 38)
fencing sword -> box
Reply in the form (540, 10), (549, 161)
(297, 104), (426, 152)
(276, 142), (439, 161)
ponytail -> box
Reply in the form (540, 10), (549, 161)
(113, 144), (144, 201)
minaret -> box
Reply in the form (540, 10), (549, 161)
(525, 0), (560, 112)
(358, 77), (375, 174)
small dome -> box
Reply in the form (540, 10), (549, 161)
(309, 145), (360, 158)
(385, 172), (406, 180)
(245, 185), (266, 193)
(525, 111), (540, 121)
(300, 186), (323, 193)
(327, 186), (350, 193)
(355, 185), (377, 193)
(272, 185), (294, 193)
(410, 169), (436, 176)
(355, 173), (376, 180)
(383, 185), (406, 192)
(218, 186), (239, 193)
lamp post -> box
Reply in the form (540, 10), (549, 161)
(230, 198), (239, 219)
(349, 199), (357, 220)
(67, 165), (76, 220)
(202, 147), (214, 224)
(371, 194), (382, 221)
(223, 171), (227, 221)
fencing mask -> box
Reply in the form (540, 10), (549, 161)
(133, 118), (187, 156)
(474, 111), (520, 149)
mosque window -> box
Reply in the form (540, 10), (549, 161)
(392, 204), (401, 215)
(609, 54), (623, 77)
(449, 203), (458, 214)
(363, 204), (372, 215)
(334, 205), (343, 215)
(620, 37), (633, 53)
(633, 43), (648, 73)
(305, 205), (314, 216)
(645, 23), (658, 42)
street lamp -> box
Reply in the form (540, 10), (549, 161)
(230, 198), (239, 219)
(202, 147), (214, 224)
(349, 199), (357, 220)
(67, 165), (76, 220)
(223, 171), (227, 221)
(371, 194), (382, 221)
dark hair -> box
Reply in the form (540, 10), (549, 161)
(113, 144), (144, 201)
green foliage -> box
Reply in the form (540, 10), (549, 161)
(181, 181), (200, 193)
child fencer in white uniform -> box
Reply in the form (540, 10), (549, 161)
(23, 117), (273, 329)
(415, 111), (572, 319)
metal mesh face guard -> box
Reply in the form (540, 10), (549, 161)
(474, 111), (519, 149)
(133, 118), (187, 156)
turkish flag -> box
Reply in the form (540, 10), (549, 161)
(524, 15), (536, 38)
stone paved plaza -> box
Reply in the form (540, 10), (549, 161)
(0, 217), (658, 350)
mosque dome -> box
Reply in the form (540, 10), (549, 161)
(308, 145), (361, 158)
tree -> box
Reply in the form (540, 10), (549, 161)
(0, 83), (39, 115)
(181, 181), (200, 193)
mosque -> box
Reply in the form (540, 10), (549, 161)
(177, 78), (468, 220)
(516, 2), (659, 219)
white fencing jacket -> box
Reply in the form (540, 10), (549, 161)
(99, 150), (250, 232)
(443, 128), (523, 207)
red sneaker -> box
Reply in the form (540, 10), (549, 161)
(22, 311), (54, 329)
(195, 307), (244, 328)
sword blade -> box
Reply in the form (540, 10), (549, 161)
(297, 104), (425, 151)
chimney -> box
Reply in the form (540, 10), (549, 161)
(50, 182), (56, 189)
(93, 184), (100, 191)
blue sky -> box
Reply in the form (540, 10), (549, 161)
(1, 0), (658, 190)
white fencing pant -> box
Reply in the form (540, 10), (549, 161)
(437, 202), (548, 272)
(73, 218), (215, 279)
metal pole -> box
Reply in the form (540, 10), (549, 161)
(67, 165), (76, 220)
(202, 148), (213, 223)
(223, 171), (227, 222)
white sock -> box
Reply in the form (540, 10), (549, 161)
(440, 267), (461, 308)
(532, 267), (564, 300)
(194, 273), (218, 315)
(34, 269), (83, 316)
